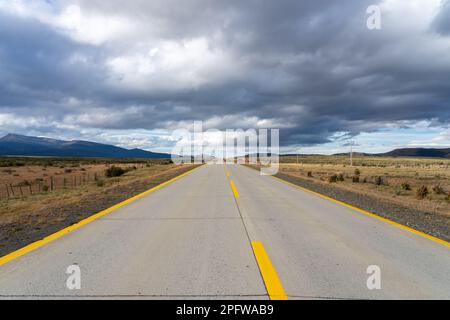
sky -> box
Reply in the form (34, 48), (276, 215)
(0, 0), (449, 154)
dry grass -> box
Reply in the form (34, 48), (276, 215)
(277, 156), (450, 216)
(0, 157), (173, 199)
(0, 160), (188, 224)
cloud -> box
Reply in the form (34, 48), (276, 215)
(0, 0), (449, 150)
(431, 0), (450, 35)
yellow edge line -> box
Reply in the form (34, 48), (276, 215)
(251, 241), (288, 300)
(230, 180), (240, 198)
(271, 175), (450, 248)
(0, 165), (203, 267)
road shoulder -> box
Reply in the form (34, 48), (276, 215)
(245, 165), (450, 243)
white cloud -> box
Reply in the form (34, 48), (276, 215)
(0, 1), (135, 45)
(106, 38), (238, 91)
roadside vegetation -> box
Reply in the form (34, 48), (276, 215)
(0, 157), (173, 199)
(273, 156), (450, 217)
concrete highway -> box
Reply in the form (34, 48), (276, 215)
(0, 164), (449, 299)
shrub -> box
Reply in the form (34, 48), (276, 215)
(307, 171), (313, 177)
(159, 159), (174, 165)
(401, 182), (411, 191)
(374, 176), (384, 186)
(64, 169), (73, 174)
(105, 166), (126, 178)
(432, 184), (446, 195)
(337, 173), (345, 182)
(18, 180), (31, 187)
(328, 174), (338, 183)
(42, 185), (49, 192)
(352, 176), (360, 183)
(354, 168), (361, 176)
(416, 185), (429, 200)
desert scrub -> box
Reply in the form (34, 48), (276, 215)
(328, 174), (338, 183)
(401, 182), (411, 191)
(354, 168), (361, 176)
(18, 180), (31, 187)
(337, 173), (345, 182)
(307, 171), (313, 177)
(352, 176), (360, 183)
(105, 166), (126, 178)
(374, 176), (386, 186)
(416, 185), (429, 200)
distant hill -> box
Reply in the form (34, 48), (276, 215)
(381, 148), (450, 158)
(329, 152), (371, 157)
(332, 148), (450, 159)
(280, 148), (450, 159)
(0, 134), (171, 159)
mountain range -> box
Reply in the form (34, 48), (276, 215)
(0, 134), (171, 159)
(332, 148), (450, 158)
(1, 134), (449, 159)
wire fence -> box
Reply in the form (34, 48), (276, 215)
(1, 171), (106, 200)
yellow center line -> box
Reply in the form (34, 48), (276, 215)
(251, 241), (288, 300)
(0, 165), (203, 267)
(223, 164), (231, 177)
(230, 179), (240, 198)
(226, 167), (286, 300)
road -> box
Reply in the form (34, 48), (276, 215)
(0, 164), (449, 299)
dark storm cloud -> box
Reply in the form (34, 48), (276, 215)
(432, 0), (450, 35)
(0, 12), (108, 114)
(0, 0), (449, 147)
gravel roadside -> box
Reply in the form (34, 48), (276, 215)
(273, 171), (450, 242)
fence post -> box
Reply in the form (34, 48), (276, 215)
(9, 184), (15, 197)
(29, 184), (33, 195)
(5, 184), (10, 198)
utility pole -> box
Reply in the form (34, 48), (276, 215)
(350, 140), (355, 167)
